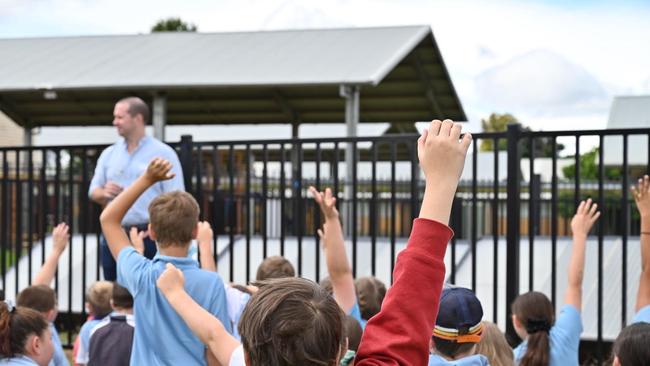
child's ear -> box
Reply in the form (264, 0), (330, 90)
(148, 224), (157, 241)
(613, 355), (621, 366)
(27, 334), (39, 355)
(191, 224), (198, 239)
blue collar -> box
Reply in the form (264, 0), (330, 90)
(152, 253), (198, 270)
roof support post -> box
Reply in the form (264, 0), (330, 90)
(152, 93), (167, 141)
(23, 127), (32, 147)
(340, 84), (360, 202)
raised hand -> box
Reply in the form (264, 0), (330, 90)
(570, 199), (600, 238)
(309, 186), (339, 220)
(632, 175), (650, 218)
(129, 227), (147, 255)
(145, 158), (175, 183)
(197, 221), (214, 245)
(417, 119), (472, 186)
(52, 222), (70, 254)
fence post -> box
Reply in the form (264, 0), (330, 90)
(505, 123), (522, 345)
(179, 135), (194, 195)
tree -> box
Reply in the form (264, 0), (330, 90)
(480, 113), (516, 152)
(562, 147), (622, 180)
(479, 112), (564, 158)
(151, 18), (197, 32)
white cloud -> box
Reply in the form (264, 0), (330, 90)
(475, 49), (609, 116)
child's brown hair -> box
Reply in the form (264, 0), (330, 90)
(0, 302), (49, 358)
(16, 285), (56, 313)
(255, 256), (295, 281)
(86, 281), (113, 317)
(511, 292), (554, 366)
(355, 276), (386, 320)
(239, 277), (345, 366)
(149, 191), (199, 247)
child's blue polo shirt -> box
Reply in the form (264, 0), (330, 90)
(514, 304), (582, 366)
(117, 246), (231, 366)
(633, 305), (650, 323)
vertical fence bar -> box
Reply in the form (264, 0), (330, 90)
(597, 135), (604, 364)
(493, 138), (499, 322)
(471, 139), (478, 292)
(211, 146), (220, 260)
(315, 143), (322, 281)
(622, 135), (629, 328)
(262, 145), (268, 259)
(528, 137), (535, 291)
(296, 143), (303, 277)
(371, 142), (378, 277)
(333, 143), (339, 205)
(27, 148), (33, 285)
(196, 145), (204, 219)
(81, 150), (89, 318)
(390, 142), (397, 283)
(351, 142), (358, 278)
(67, 149), (74, 343)
(551, 138), (558, 308)
(228, 145), (235, 283)
(245, 145), (251, 283)
(410, 141), (418, 224)
(179, 136), (194, 196)
(505, 124), (521, 344)
(575, 136), (581, 208)
(15, 149), (21, 296)
(41, 151), (48, 270)
(1, 152), (6, 292)
(280, 144), (286, 257)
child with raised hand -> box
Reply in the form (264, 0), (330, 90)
(0, 302), (54, 366)
(19, 223), (69, 366)
(512, 199), (600, 366)
(156, 119), (472, 366)
(355, 119), (472, 365)
(99, 157), (231, 366)
(631, 175), (650, 323)
(309, 186), (362, 327)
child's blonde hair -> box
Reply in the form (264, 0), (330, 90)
(475, 321), (514, 366)
(86, 281), (113, 318)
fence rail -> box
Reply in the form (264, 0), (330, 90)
(2, 126), (650, 364)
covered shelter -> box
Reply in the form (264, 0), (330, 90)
(0, 25), (465, 144)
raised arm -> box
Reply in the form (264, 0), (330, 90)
(309, 186), (356, 313)
(157, 263), (239, 366)
(633, 175), (650, 312)
(100, 158), (175, 259)
(356, 120), (471, 366)
(565, 199), (600, 311)
(33, 223), (69, 286)
(197, 221), (217, 272)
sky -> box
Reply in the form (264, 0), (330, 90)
(1, 0), (649, 143)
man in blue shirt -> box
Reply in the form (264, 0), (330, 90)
(89, 97), (184, 281)
(100, 158), (231, 365)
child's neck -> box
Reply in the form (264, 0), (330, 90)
(113, 307), (133, 315)
(158, 245), (189, 257)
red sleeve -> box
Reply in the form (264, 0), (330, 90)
(355, 218), (452, 366)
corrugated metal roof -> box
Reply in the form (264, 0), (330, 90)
(0, 26), (430, 91)
(0, 26), (466, 128)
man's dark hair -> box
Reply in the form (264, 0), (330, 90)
(239, 277), (345, 366)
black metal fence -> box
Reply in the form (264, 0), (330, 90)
(1, 125), (650, 364)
